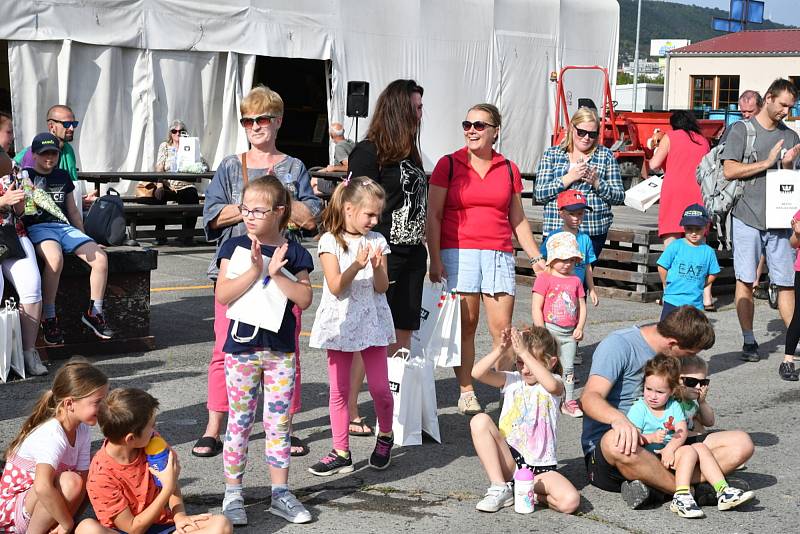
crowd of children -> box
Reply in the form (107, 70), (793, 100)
(0, 178), (759, 531)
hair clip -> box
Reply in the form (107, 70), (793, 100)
(342, 172), (352, 187)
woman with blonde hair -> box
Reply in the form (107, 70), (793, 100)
(535, 107), (625, 257)
(194, 85), (322, 460)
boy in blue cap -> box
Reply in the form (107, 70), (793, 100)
(657, 204), (720, 321)
(23, 132), (114, 343)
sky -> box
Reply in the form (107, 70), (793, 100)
(662, 0), (800, 27)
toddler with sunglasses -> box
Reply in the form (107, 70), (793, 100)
(627, 354), (754, 519)
(677, 356), (715, 440)
(657, 204), (720, 321)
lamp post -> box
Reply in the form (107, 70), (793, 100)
(632, 0), (642, 112)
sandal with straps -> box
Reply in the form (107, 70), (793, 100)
(348, 417), (373, 437)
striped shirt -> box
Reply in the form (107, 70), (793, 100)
(534, 145), (625, 236)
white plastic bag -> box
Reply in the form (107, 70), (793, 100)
(430, 289), (462, 368)
(1, 299), (25, 382)
(387, 349), (423, 446)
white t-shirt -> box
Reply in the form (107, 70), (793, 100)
(498, 371), (562, 467)
(309, 231), (396, 351)
(15, 418), (91, 471)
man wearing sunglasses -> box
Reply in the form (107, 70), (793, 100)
(15, 105), (80, 183)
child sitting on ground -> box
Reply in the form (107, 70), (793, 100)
(470, 326), (580, 514)
(627, 354), (753, 519)
(532, 231), (586, 417)
(22, 132), (114, 343)
(657, 204), (720, 321)
(0, 360), (108, 534)
(82, 388), (232, 534)
(677, 356), (715, 439)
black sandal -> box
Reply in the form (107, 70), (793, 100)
(290, 435), (310, 457)
(191, 436), (223, 458)
(348, 417), (373, 437)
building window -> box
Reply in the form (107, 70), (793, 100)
(690, 75), (740, 110)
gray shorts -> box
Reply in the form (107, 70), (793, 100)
(732, 216), (794, 287)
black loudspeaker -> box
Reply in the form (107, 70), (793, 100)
(346, 81), (369, 118)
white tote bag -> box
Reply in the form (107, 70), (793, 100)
(431, 290), (462, 368)
(387, 349), (423, 446)
(1, 299), (25, 382)
(224, 246), (296, 341)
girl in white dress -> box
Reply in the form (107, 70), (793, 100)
(309, 177), (396, 476)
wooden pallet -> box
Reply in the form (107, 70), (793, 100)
(516, 203), (735, 302)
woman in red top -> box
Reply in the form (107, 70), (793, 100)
(648, 110), (713, 309)
(428, 103), (544, 415)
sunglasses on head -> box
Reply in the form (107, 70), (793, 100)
(48, 119), (79, 129)
(681, 376), (710, 387)
(574, 127), (599, 140)
(462, 120), (497, 132)
(239, 115), (277, 129)
(170, 129), (187, 135)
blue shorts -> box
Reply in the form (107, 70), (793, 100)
(731, 216), (794, 287)
(26, 222), (94, 254)
(440, 248), (516, 296)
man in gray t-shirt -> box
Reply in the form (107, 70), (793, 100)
(720, 79), (800, 374)
(581, 306), (753, 507)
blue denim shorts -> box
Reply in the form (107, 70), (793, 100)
(440, 248), (516, 295)
(731, 216), (794, 287)
(26, 222), (94, 254)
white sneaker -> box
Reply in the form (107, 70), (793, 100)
(222, 495), (248, 526)
(475, 485), (514, 512)
(716, 486), (754, 511)
(670, 492), (705, 518)
(458, 393), (483, 415)
(23, 349), (48, 376)
(561, 399), (584, 418)
(269, 491), (312, 524)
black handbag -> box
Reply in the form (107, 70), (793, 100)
(0, 224), (25, 261)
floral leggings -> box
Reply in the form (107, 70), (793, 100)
(223, 349), (295, 479)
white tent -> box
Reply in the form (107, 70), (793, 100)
(2, 0), (619, 178)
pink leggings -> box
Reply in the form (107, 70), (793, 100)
(327, 346), (393, 451)
(208, 298), (302, 415)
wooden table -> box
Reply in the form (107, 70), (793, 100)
(78, 171), (214, 195)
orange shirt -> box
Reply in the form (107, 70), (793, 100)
(87, 441), (173, 529)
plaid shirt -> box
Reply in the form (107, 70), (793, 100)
(534, 145), (625, 236)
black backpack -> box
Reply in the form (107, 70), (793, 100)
(83, 187), (127, 246)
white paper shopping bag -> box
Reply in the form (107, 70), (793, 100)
(177, 136), (201, 169)
(387, 349), (423, 446)
(765, 169), (800, 229)
(433, 290), (462, 368)
(624, 176), (662, 212)
(410, 279), (447, 354)
(1, 299), (25, 382)
(419, 353), (441, 442)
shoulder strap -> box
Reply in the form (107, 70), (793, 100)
(742, 120), (757, 163)
(241, 152), (249, 185)
(505, 159), (514, 188)
(447, 154), (453, 182)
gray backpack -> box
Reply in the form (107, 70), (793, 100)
(695, 120), (756, 248)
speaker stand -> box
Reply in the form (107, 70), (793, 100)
(354, 117), (359, 143)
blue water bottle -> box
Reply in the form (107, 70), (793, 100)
(145, 435), (169, 487)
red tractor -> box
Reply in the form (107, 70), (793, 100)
(551, 65), (725, 189)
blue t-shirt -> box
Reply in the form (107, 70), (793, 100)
(581, 326), (656, 455)
(657, 239), (720, 310)
(542, 230), (596, 283)
(218, 236), (314, 354)
(626, 397), (686, 452)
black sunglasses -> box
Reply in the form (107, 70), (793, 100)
(462, 120), (497, 132)
(48, 119), (79, 129)
(574, 127), (599, 140)
(240, 115), (277, 129)
(681, 376), (710, 387)
(170, 129), (187, 135)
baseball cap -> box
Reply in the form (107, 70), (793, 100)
(545, 231), (583, 265)
(31, 133), (61, 155)
(679, 203), (710, 227)
(557, 189), (593, 212)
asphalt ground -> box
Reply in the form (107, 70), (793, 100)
(1, 239), (798, 534)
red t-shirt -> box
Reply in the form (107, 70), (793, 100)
(86, 441), (174, 529)
(430, 147), (523, 252)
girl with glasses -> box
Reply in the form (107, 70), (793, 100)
(428, 103), (544, 415)
(534, 107), (625, 259)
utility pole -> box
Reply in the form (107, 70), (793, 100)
(632, 0), (642, 112)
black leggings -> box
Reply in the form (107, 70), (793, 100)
(785, 271), (800, 356)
